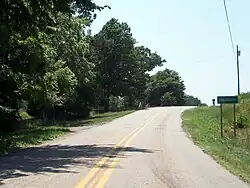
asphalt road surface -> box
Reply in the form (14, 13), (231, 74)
(0, 107), (249, 188)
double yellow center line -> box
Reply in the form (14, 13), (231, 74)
(75, 112), (161, 188)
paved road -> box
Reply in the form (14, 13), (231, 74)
(0, 107), (249, 188)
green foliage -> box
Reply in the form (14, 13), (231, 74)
(0, 0), (105, 124)
(70, 110), (136, 126)
(200, 103), (208, 107)
(19, 111), (33, 120)
(239, 92), (250, 103)
(160, 92), (177, 106)
(185, 94), (203, 106)
(0, 126), (70, 155)
(0, 0), (192, 137)
(0, 106), (20, 133)
(91, 18), (166, 111)
(146, 69), (186, 106)
(92, 18), (136, 97)
(44, 60), (78, 105)
(109, 95), (119, 112)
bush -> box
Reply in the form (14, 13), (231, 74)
(65, 103), (90, 119)
(0, 106), (20, 133)
(109, 96), (119, 112)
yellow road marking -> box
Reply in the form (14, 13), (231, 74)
(88, 124), (148, 188)
(87, 170), (102, 188)
(95, 124), (147, 188)
(75, 112), (162, 188)
(75, 126), (141, 188)
(93, 113), (161, 188)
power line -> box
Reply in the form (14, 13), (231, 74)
(222, 0), (236, 58)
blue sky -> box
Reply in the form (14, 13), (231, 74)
(91, 0), (249, 105)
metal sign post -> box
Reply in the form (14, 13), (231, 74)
(217, 96), (238, 137)
(220, 104), (223, 137)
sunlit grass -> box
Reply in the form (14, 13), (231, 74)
(0, 126), (70, 155)
(182, 106), (250, 183)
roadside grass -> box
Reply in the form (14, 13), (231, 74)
(0, 110), (136, 155)
(182, 106), (250, 183)
(0, 126), (70, 155)
(63, 110), (136, 127)
(19, 110), (34, 120)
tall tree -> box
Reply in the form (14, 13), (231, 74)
(0, 0), (107, 128)
(146, 69), (186, 107)
(91, 18), (136, 111)
(130, 46), (165, 105)
(91, 19), (166, 110)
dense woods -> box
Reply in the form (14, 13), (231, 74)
(0, 0), (203, 133)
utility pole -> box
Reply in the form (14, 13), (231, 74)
(236, 45), (241, 95)
(235, 45), (241, 137)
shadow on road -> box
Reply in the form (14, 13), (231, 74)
(0, 144), (154, 181)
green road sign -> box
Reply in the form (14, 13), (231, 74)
(217, 96), (238, 104)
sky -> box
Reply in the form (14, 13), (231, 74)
(91, 0), (250, 105)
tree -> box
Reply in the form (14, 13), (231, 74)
(146, 68), (186, 107)
(185, 94), (205, 106)
(1, 0), (191, 136)
(127, 46), (165, 107)
(91, 18), (136, 111)
(91, 19), (166, 111)
(0, 0), (107, 129)
(160, 92), (177, 106)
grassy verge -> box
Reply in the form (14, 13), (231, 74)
(64, 110), (136, 127)
(19, 110), (34, 120)
(0, 126), (70, 155)
(182, 106), (250, 183)
(0, 110), (135, 155)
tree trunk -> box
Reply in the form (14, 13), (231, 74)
(104, 94), (110, 112)
(52, 104), (55, 125)
(128, 95), (133, 109)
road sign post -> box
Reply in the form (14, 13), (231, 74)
(217, 96), (238, 137)
(220, 104), (223, 137)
